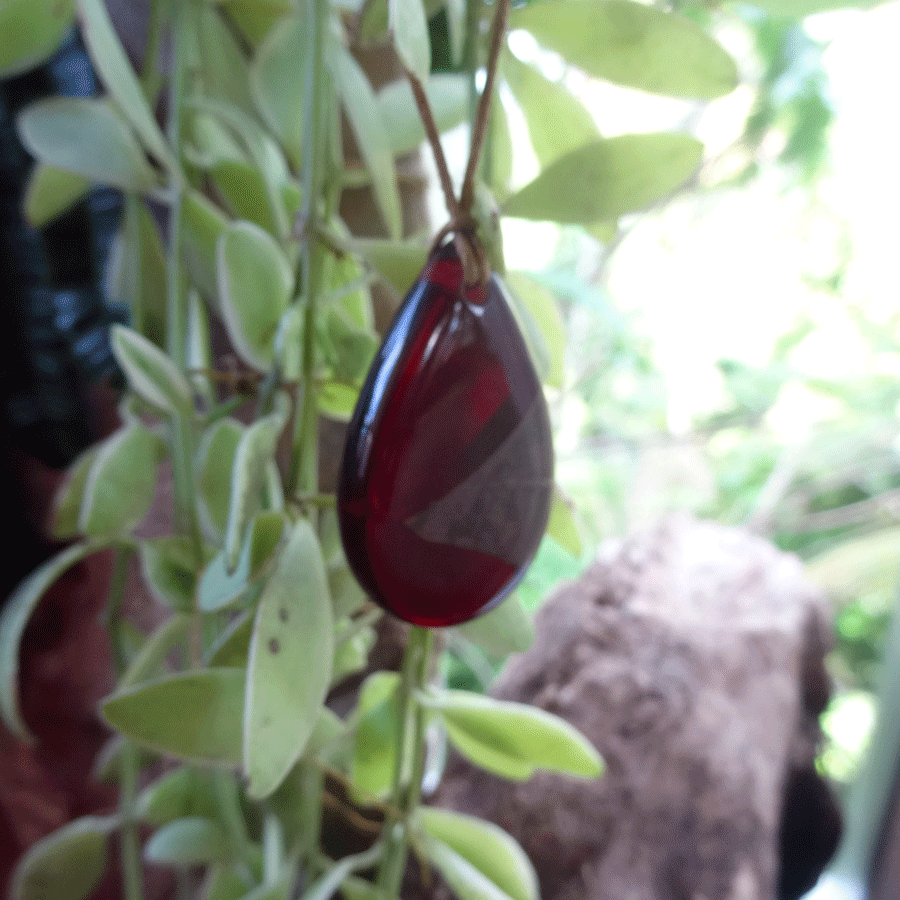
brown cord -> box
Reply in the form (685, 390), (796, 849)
(402, 0), (512, 287)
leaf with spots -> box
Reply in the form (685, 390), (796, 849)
(244, 519), (333, 799)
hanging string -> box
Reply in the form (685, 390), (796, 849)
(400, 0), (512, 284)
(459, 0), (510, 218)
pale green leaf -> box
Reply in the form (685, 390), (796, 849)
(746, 0), (881, 16)
(102, 669), (246, 766)
(145, 817), (229, 867)
(203, 865), (254, 900)
(350, 672), (400, 801)
(186, 110), (247, 169)
(206, 611), (254, 669)
(92, 735), (155, 784)
(187, 289), (215, 407)
(416, 808), (538, 900)
(502, 134), (703, 224)
(224, 405), (288, 571)
(350, 237), (428, 297)
(586, 219), (618, 244)
(328, 565), (368, 620)
(196, 5), (254, 111)
(332, 623), (377, 685)
(454, 595), (535, 656)
(503, 271), (566, 389)
(378, 74), (469, 156)
(197, 418), (245, 541)
(9, 815), (111, 900)
(78, 424), (165, 538)
(23, 164), (90, 227)
(0, 544), (93, 740)
(17, 98), (157, 191)
(238, 874), (292, 900)
(250, 13), (305, 166)
(806, 528), (900, 598)
(446, 0), (465, 65)
(339, 876), (383, 900)
(186, 98), (293, 242)
(332, 47), (402, 240)
(210, 160), (302, 237)
(491, 93), (515, 201)
(244, 520), (333, 798)
(200, 511), (287, 612)
(358, 0), (389, 41)
(0, 0), (74, 78)
(426, 689), (604, 780)
(119, 614), (192, 690)
(182, 189), (231, 302)
(217, 221), (293, 371)
(130, 202), (169, 348)
(220, 0), (292, 45)
(137, 768), (220, 827)
(547, 486), (582, 556)
(509, 0), (737, 100)
(317, 381), (360, 422)
(297, 847), (383, 900)
(324, 311), (379, 386)
(423, 838), (518, 900)
(389, 0), (431, 83)
(502, 52), (599, 167)
(50, 445), (99, 539)
(140, 537), (199, 611)
(111, 324), (193, 414)
(76, 0), (175, 169)
(276, 305), (304, 382)
(326, 251), (373, 330)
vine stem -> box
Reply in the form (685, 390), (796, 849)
(376, 626), (435, 898)
(105, 547), (143, 900)
(288, 0), (330, 497)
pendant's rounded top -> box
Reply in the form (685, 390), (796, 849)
(425, 237), (490, 307)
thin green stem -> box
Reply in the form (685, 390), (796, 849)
(172, 414), (204, 564)
(163, 0), (204, 593)
(214, 771), (253, 867)
(298, 764), (325, 877)
(464, 0), (480, 126)
(262, 809), (284, 885)
(165, 0), (190, 370)
(105, 547), (133, 674)
(288, 0), (330, 496)
(123, 195), (144, 338)
(376, 626), (435, 899)
(105, 547), (143, 900)
(140, 0), (167, 106)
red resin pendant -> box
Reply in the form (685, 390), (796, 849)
(337, 240), (554, 627)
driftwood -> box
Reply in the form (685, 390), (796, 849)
(432, 514), (839, 900)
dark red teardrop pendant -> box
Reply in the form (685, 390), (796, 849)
(336, 240), (554, 627)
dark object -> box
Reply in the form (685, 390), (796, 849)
(337, 240), (553, 626)
(777, 765), (843, 900)
(1, 31), (123, 472)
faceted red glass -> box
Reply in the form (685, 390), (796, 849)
(337, 240), (554, 627)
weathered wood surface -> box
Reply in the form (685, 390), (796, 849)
(431, 514), (835, 900)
